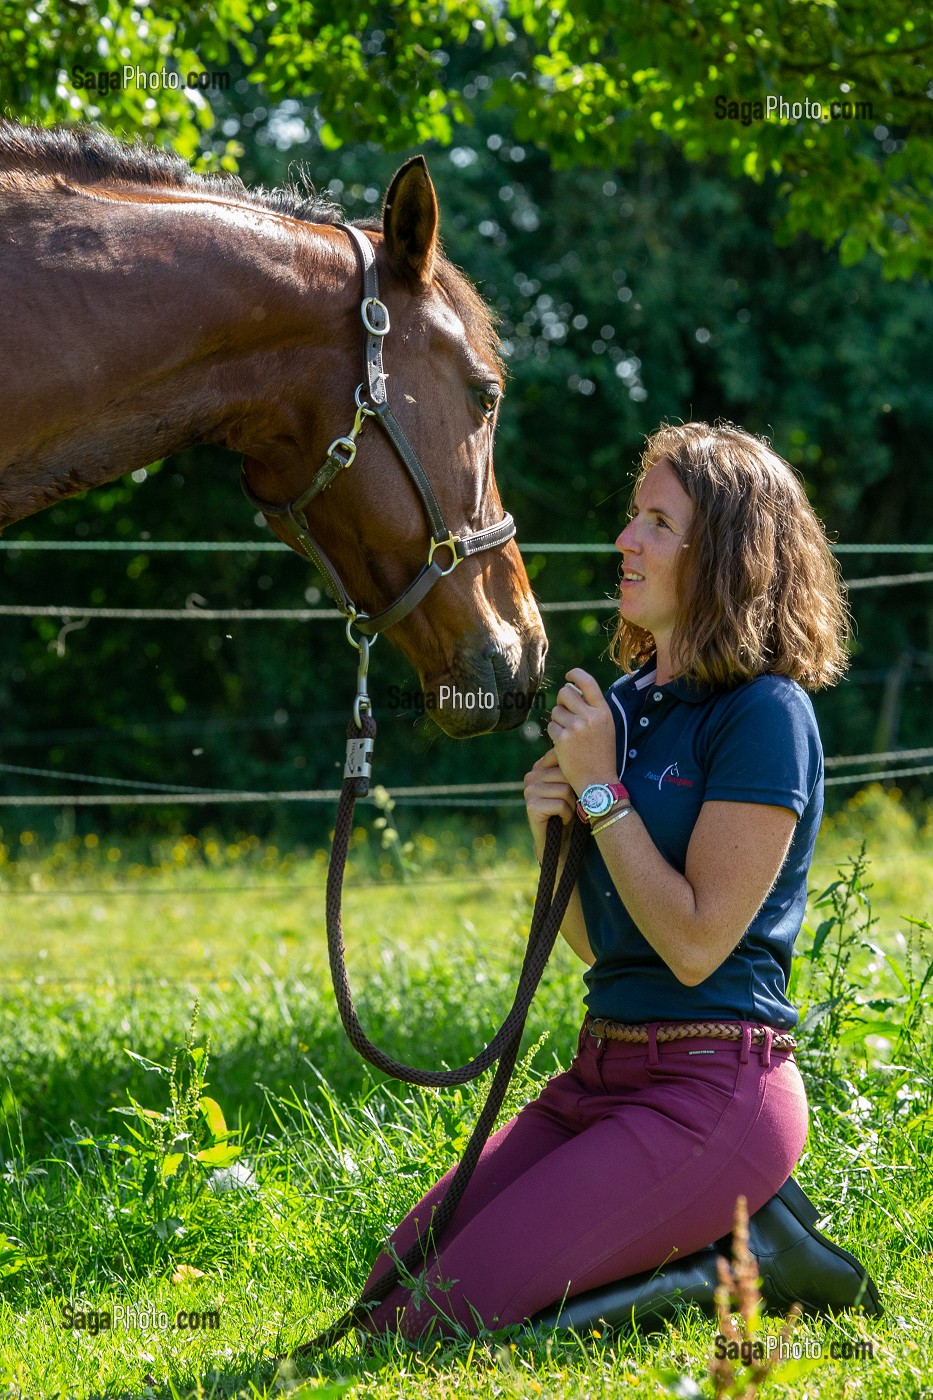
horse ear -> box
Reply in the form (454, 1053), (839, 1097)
(382, 155), (439, 285)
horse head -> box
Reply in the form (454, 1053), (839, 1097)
(241, 158), (547, 738)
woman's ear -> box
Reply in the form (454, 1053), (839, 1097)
(383, 155), (439, 286)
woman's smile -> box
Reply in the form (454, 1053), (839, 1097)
(614, 458), (694, 670)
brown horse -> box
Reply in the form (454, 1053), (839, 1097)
(0, 122), (546, 737)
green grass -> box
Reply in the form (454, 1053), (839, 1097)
(1, 785), (932, 1399)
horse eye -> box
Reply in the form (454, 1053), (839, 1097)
(473, 384), (501, 417)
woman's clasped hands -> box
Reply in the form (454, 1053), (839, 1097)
(523, 668), (617, 851)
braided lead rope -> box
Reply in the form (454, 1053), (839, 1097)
(297, 719), (588, 1353)
(324, 719), (585, 1088)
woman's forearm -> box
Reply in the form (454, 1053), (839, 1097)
(591, 799), (797, 987)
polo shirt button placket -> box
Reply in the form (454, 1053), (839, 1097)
(639, 717), (650, 728)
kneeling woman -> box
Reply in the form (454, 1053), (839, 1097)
(361, 421), (867, 1339)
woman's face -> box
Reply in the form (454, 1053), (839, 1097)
(614, 457), (694, 650)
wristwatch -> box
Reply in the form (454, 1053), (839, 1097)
(576, 782), (630, 824)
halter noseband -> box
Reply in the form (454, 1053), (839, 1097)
(240, 223), (516, 641)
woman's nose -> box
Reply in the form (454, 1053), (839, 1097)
(616, 522), (638, 554)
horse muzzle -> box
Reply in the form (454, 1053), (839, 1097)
(420, 636), (547, 738)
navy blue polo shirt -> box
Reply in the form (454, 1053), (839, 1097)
(579, 660), (824, 1029)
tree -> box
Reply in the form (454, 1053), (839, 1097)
(2, 1), (930, 276)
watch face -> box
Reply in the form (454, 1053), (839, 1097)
(581, 784), (613, 817)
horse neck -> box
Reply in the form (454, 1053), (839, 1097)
(0, 185), (357, 526)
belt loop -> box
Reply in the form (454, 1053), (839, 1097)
(647, 1024), (660, 1067)
(739, 1024), (752, 1064)
(760, 1026), (773, 1068)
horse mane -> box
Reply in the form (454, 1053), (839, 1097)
(0, 119), (343, 224)
(0, 120), (503, 373)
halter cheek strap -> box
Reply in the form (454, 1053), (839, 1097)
(240, 222), (516, 639)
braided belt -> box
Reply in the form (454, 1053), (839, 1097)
(585, 1015), (797, 1051)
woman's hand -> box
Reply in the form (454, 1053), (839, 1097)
(523, 747), (596, 963)
(523, 748), (576, 861)
(546, 668), (618, 795)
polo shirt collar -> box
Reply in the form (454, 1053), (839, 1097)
(625, 655), (718, 704)
(665, 675), (718, 704)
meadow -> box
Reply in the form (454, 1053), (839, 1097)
(1, 783), (932, 1400)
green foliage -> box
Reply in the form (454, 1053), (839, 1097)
(794, 843), (933, 1128)
(258, 0), (933, 277)
(259, 0), (489, 150)
(101, 1006), (247, 1257)
(0, 0), (259, 158)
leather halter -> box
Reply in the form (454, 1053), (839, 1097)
(240, 223), (516, 639)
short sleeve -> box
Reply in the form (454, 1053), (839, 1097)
(701, 677), (823, 817)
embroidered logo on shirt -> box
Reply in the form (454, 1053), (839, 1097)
(644, 762), (696, 790)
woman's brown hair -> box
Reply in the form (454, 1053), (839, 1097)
(610, 421), (850, 690)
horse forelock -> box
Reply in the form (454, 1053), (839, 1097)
(0, 120), (502, 374)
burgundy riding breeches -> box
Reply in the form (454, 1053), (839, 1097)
(359, 1020), (809, 1340)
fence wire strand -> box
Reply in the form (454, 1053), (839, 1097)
(2, 539), (931, 554)
(1, 571), (932, 624)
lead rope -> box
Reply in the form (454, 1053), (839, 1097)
(295, 668), (588, 1353)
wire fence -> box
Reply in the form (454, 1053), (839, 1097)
(0, 536), (930, 623)
(2, 539), (930, 809)
(2, 573), (933, 624)
(3, 748), (933, 809)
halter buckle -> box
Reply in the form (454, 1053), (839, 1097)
(361, 297), (390, 336)
(327, 435), (358, 470)
(428, 532), (463, 576)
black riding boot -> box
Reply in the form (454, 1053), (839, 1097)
(528, 1176), (882, 1332)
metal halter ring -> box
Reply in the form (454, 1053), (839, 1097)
(361, 296), (390, 336)
(428, 532), (463, 576)
(345, 613), (371, 653)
